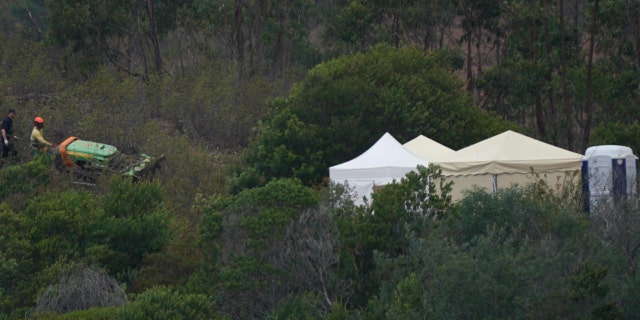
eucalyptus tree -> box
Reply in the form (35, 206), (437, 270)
(458, 0), (502, 94)
(46, 0), (185, 76)
(0, 0), (47, 39)
(183, 0), (320, 78)
(585, 0), (640, 150)
(323, 0), (458, 55)
(477, 0), (587, 150)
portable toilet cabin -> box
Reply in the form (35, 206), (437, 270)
(582, 145), (638, 212)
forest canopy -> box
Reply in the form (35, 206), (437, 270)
(1, 0), (640, 319)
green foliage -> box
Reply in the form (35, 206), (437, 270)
(0, 204), (32, 316)
(324, 0), (458, 53)
(28, 306), (120, 320)
(2, 191), (105, 318)
(4, 2), (640, 319)
(266, 293), (324, 320)
(120, 286), (222, 320)
(323, 302), (355, 320)
(31, 286), (222, 320)
(227, 108), (322, 192)
(589, 199), (640, 319)
(382, 273), (423, 320)
(99, 179), (170, 279)
(0, 157), (51, 203)
(333, 166), (454, 308)
(358, 185), (626, 320)
(62, 68), (152, 149)
(153, 62), (283, 148)
(0, 1), (48, 39)
(103, 177), (163, 217)
(0, 34), (65, 98)
(454, 186), (588, 244)
(22, 191), (102, 270)
(231, 44), (512, 192)
(590, 122), (640, 159)
(198, 178), (322, 319)
(0, 179), (171, 317)
(45, 0), (186, 75)
(367, 228), (534, 320)
(128, 218), (203, 293)
(569, 261), (609, 303)
(137, 122), (234, 225)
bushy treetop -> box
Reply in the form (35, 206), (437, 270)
(230, 44), (513, 192)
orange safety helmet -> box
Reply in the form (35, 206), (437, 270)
(34, 116), (44, 124)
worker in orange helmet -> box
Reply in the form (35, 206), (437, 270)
(30, 116), (53, 156)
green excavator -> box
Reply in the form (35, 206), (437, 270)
(53, 136), (164, 182)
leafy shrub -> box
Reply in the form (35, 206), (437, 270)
(28, 307), (120, 320)
(0, 157), (50, 203)
(120, 286), (222, 320)
(198, 178), (321, 318)
(98, 178), (170, 280)
(333, 166), (453, 307)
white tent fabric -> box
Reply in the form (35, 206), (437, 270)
(330, 132), (430, 205)
(431, 130), (584, 200)
(403, 135), (455, 160)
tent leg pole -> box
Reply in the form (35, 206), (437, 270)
(492, 174), (498, 196)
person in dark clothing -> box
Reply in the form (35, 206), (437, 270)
(1, 109), (16, 158)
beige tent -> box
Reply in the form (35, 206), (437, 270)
(403, 135), (455, 160)
(431, 130), (584, 200)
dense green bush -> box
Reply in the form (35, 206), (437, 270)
(29, 287), (221, 320)
(0, 157), (51, 204)
(196, 178), (324, 319)
(0, 178), (172, 318)
(363, 186), (608, 319)
(120, 286), (222, 320)
(29, 307), (120, 320)
(229, 44), (513, 192)
(331, 166), (453, 308)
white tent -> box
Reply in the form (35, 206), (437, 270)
(330, 132), (430, 205)
(403, 135), (455, 160)
(431, 130), (584, 200)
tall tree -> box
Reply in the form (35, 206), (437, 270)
(229, 45), (512, 192)
(0, 0), (47, 39)
(185, 0), (318, 77)
(477, 0), (585, 150)
(324, 0), (458, 55)
(46, 0), (181, 76)
(583, 0), (598, 149)
(458, 0), (502, 96)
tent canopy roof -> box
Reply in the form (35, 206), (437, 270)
(403, 135), (454, 160)
(329, 132), (429, 180)
(431, 130), (584, 176)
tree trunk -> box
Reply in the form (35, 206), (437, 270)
(465, 6), (473, 93)
(583, 0), (598, 150)
(146, 0), (162, 74)
(234, 0), (245, 68)
(559, 0), (573, 148)
(531, 0), (546, 137)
